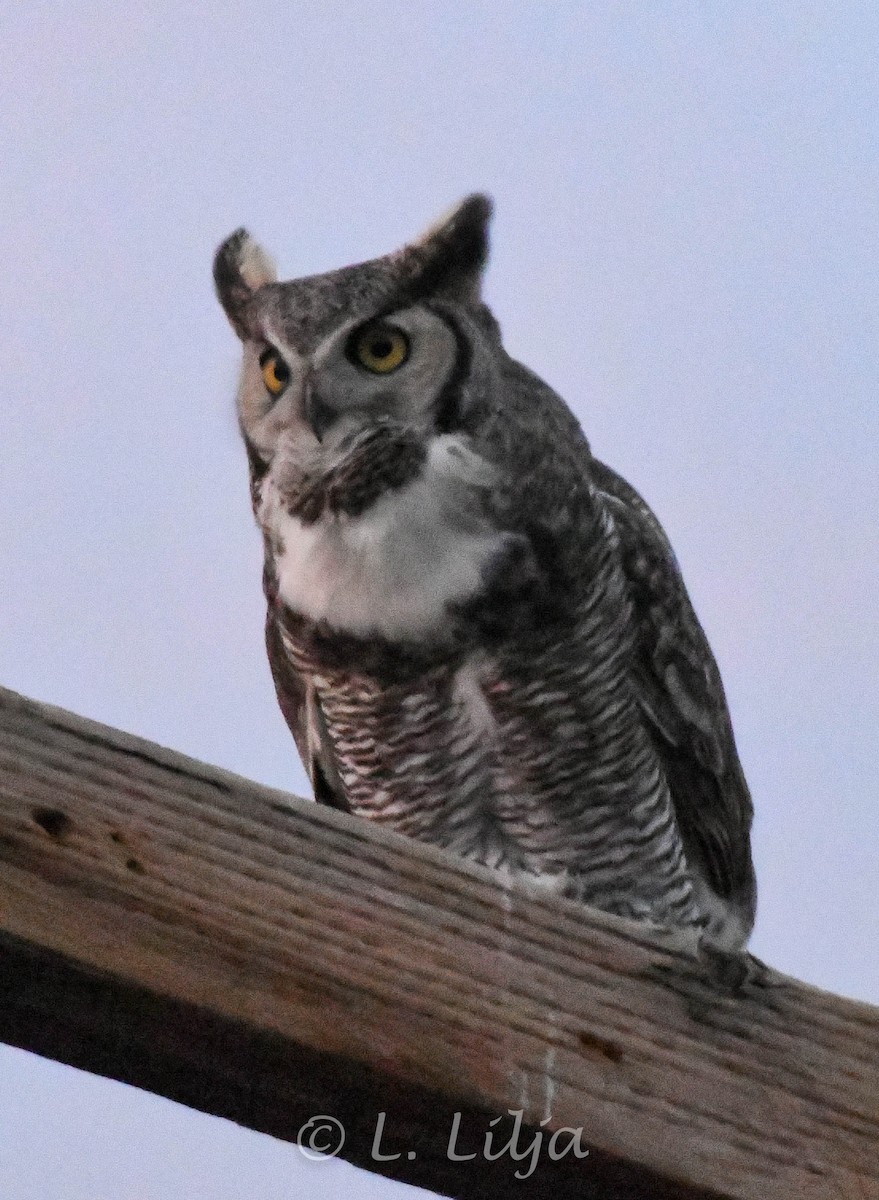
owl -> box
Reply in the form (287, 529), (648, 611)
(214, 195), (756, 953)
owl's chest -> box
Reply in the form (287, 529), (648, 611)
(305, 646), (697, 929)
(303, 656), (499, 856)
(295, 630), (636, 859)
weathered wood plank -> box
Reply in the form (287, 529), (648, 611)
(0, 685), (876, 1200)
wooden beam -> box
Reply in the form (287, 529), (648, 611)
(0, 686), (876, 1200)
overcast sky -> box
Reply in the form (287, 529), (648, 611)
(1, 3), (877, 1198)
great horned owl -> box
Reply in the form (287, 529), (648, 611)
(214, 196), (756, 952)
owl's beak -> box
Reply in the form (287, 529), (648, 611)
(303, 384), (337, 443)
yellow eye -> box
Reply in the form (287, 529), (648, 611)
(260, 349), (290, 397)
(351, 324), (409, 374)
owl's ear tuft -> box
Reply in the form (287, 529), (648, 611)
(213, 228), (277, 338)
(407, 194), (493, 303)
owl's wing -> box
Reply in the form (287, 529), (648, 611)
(265, 610), (350, 811)
(591, 459), (756, 911)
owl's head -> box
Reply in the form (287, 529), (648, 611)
(214, 196), (499, 481)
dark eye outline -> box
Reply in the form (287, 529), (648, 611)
(345, 322), (410, 375)
(259, 347), (291, 397)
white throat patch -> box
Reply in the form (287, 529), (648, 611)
(260, 435), (505, 641)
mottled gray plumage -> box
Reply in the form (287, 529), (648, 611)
(214, 196), (756, 950)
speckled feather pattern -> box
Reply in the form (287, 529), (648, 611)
(215, 195), (756, 949)
(285, 425), (428, 523)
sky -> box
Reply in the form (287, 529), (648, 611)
(1, 3), (877, 1197)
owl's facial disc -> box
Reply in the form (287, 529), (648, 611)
(300, 319), (413, 442)
(235, 303), (469, 522)
(298, 305), (460, 447)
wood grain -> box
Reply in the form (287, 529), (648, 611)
(0, 685), (876, 1200)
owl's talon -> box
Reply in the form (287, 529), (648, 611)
(697, 940), (785, 992)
